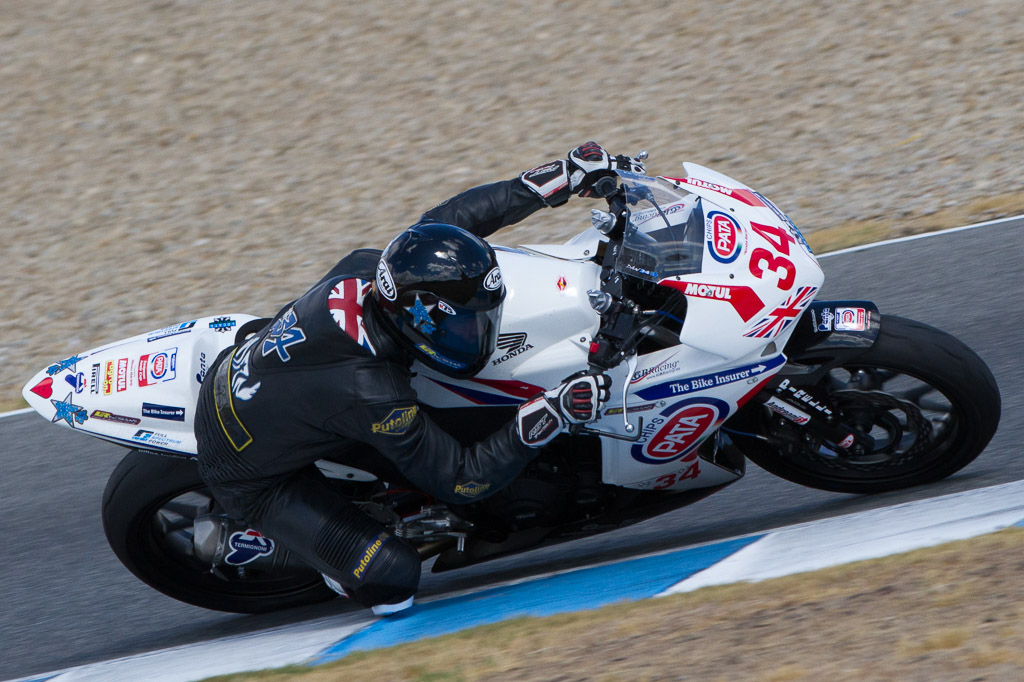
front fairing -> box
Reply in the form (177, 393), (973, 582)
(590, 169), (825, 490)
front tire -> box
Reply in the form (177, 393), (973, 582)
(740, 315), (1000, 493)
(102, 449), (336, 613)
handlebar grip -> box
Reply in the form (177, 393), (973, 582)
(591, 175), (619, 199)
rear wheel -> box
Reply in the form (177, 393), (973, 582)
(102, 450), (335, 613)
(741, 315), (1000, 493)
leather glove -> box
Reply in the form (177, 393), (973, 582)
(516, 372), (612, 447)
(520, 142), (646, 206)
(567, 142), (646, 197)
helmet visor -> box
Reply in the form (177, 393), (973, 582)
(401, 293), (503, 377)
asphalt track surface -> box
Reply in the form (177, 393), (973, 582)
(2, 219), (1021, 680)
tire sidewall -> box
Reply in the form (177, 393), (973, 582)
(743, 315), (1000, 493)
(101, 449), (334, 613)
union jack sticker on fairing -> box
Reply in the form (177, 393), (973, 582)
(744, 286), (818, 339)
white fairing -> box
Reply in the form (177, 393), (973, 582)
(412, 165), (824, 492)
(410, 248), (600, 404)
(22, 315), (257, 455)
(24, 163), (824, 494)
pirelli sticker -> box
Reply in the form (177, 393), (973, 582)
(371, 406), (418, 436)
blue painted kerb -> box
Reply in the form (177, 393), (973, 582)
(315, 534), (762, 664)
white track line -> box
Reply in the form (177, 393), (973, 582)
(0, 407), (34, 419)
(818, 213), (1022, 258)
(3, 212), (1020, 423)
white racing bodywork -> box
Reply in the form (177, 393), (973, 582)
(22, 315), (257, 455)
(411, 164), (824, 491)
(23, 164), (824, 493)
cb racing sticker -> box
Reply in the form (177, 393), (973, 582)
(630, 396), (730, 465)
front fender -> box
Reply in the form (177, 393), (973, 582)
(781, 300), (881, 382)
(724, 300), (883, 452)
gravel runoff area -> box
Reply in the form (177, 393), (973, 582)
(3, 0), (1023, 405)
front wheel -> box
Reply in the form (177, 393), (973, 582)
(739, 315), (1000, 493)
(102, 450), (336, 613)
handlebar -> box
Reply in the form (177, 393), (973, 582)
(578, 157), (650, 440)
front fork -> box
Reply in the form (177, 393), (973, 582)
(741, 299), (884, 456)
(748, 376), (875, 456)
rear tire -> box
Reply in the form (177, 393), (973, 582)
(741, 315), (1000, 493)
(102, 449), (336, 613)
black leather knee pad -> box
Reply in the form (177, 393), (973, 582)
(313, 503), (421, 608)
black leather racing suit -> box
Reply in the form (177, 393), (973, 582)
(194, 176), (553, 608)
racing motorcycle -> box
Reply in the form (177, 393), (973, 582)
(22, 155), (1001, 613)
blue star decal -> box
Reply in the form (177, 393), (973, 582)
(261, 308), (307, 362)
(405, 295), (436, 334)
(47, 354), (84, 376)
(51, 392), (88, 427)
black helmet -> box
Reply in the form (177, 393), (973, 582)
(372, 222), (505, 378)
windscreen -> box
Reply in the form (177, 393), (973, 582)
(615, 174), (705, 282)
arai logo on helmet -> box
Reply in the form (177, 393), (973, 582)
(706, 212), (743, 264)
(631, 397), (730, 464)
(376, 260), (397, 301)
(483, 267), (502, 291)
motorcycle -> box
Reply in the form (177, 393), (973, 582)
(22, 156), (1001, 613)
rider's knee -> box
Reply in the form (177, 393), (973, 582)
(312, 505), (421, 608)
(346, 533), (421, 607)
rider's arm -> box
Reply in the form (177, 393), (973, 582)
(421, 143), (629, 239)
(325, 362), (539, 504)
(419, 177), (549, 239)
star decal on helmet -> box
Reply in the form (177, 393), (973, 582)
(406, 294), (436, 334)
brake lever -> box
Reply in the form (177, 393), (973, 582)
(576, 420), (644, 442)
(620, 353), (639, 434)
(574, 354), (643, 442)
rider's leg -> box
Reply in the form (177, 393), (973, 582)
(209, 465), (421, 611)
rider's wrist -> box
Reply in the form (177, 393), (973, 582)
(519, 160), (572, 207)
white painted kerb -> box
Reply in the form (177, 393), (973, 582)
(660, 479), (1024, 595)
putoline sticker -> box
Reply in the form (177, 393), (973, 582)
(631, 396), (730, 464)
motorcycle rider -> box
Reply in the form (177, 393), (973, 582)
(194, 142), (642, 615)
